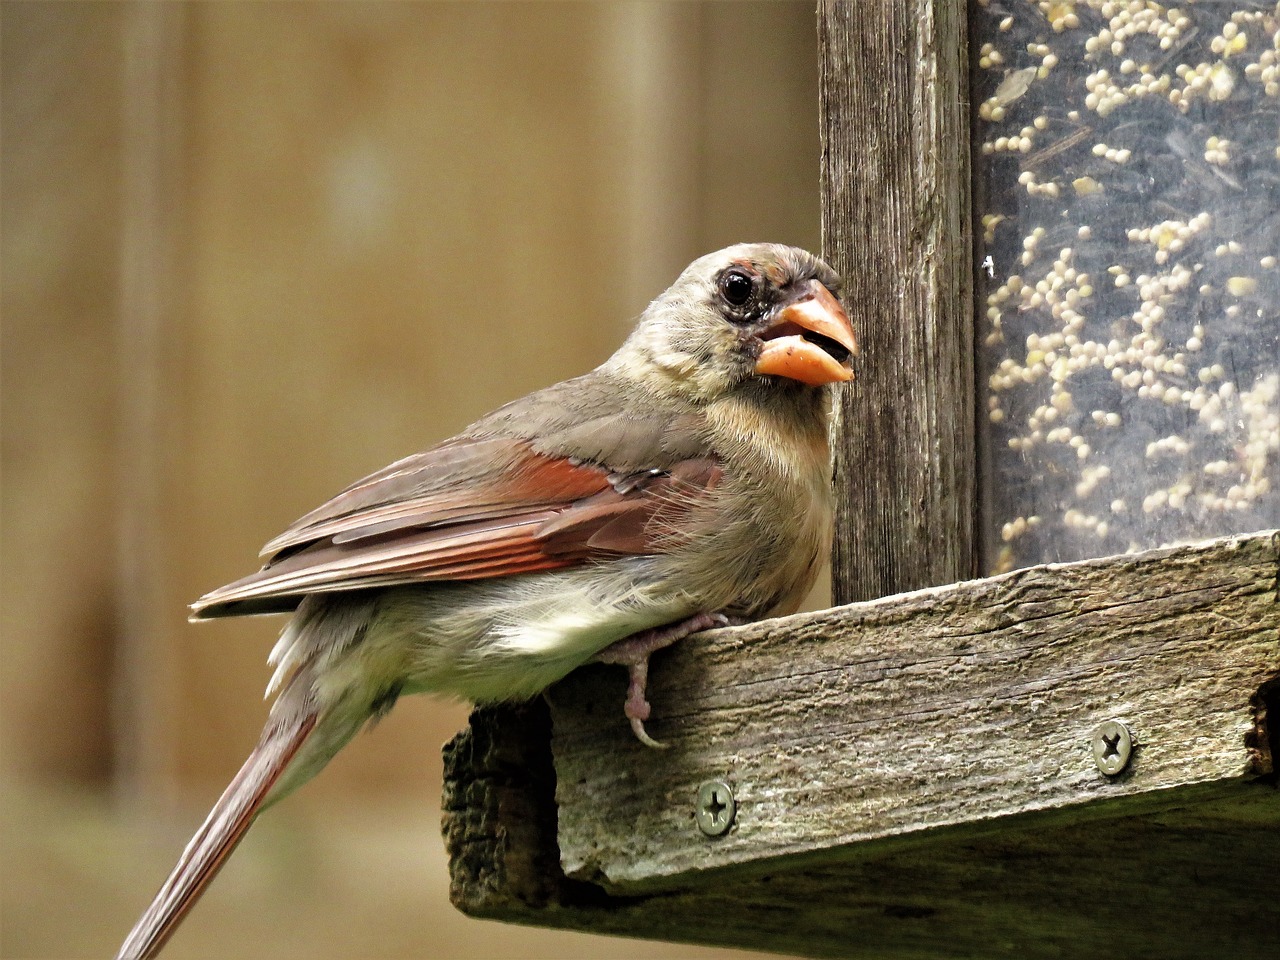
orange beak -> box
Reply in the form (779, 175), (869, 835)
(754, 280), (857, 386)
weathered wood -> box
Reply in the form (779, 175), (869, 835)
(820, 0), (976, 604)
(441, 700), (587, 916)
(444, 774), (1279, 960)
(551, 530), (1278, 888)
(444, 531), (1280, 958)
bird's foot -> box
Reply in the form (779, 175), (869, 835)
(593, 612), (741, 748)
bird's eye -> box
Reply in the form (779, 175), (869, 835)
(719, 269), (755, 308)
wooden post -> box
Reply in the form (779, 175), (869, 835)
(820, 0), (976, 604)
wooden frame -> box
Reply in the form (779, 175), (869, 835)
(442, 3), (1279, 956)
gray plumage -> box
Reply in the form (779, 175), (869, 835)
(117, 242), (855, 960)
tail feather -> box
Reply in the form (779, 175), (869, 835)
(116, 711), (318, 960)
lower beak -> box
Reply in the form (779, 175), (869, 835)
(754, 280), (857, 386)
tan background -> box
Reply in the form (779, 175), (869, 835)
(1, 3), (822, 958)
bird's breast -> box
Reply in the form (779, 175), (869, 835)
(666, 396), (834, 620)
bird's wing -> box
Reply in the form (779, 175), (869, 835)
(191, 434), (720, 619)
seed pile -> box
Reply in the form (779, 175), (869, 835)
(973, 0), (1279, 574)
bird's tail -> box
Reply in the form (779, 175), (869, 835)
(114, 707), (318, 960)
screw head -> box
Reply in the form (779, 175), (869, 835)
(696, 780), (735, 837)
(1092, 720), (1133, 776)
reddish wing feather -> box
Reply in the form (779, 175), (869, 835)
(260, 438), (606, 556)
(192, 436), (722, 620)
(535, 459), (723, 557)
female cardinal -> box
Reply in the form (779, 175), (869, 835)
(117, 243), (856, 959)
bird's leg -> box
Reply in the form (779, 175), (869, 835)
(593, 612), (742, 748)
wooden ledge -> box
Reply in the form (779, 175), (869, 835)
(443, 531), (1279, 959)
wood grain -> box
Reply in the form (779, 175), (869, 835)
(443, 532), (1279, 958)
(550, 531), (1278, 890)
(819, 0), (977, 603)
(446, 769), (1278, 960)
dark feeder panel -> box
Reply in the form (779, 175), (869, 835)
(972, 1), (1280, 574)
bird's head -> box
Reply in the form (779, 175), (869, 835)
(610, 243), (857, 403)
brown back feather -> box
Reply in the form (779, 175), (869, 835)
(191, 374), (721, 620)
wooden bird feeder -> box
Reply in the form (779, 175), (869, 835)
(442, 3), (1280, 956)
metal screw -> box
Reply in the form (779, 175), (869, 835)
(696, 780), (735, 836)
(1092, 720), (1133, 776)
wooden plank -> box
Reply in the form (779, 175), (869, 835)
(549, 531), (1278, 890)
(446, 745), (1279, 960)
(443, 531), (1279, 958)
(819, 0), (977, 603)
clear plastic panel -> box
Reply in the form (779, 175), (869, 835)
(971, 1), (1279, 574)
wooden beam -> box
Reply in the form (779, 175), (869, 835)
(550, 531), (1278, 887)
(819, 0), (976, 603)
(444, 531), (1280, 958)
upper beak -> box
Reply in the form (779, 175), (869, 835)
(754, 280), (858, 386)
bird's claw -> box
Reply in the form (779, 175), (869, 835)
(623, 659), (668, 749)
(595, 611), (739, 749)
(629, 716), (666, 749)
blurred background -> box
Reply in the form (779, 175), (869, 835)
(1, 3), (822, 957)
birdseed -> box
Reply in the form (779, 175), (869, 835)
(973, 0), (1279, 573)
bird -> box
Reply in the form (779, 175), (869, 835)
(116, 242), (856, 959)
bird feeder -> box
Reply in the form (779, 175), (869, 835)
(443, 3), (1279, 957)
(973, 0), (1279, 574)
